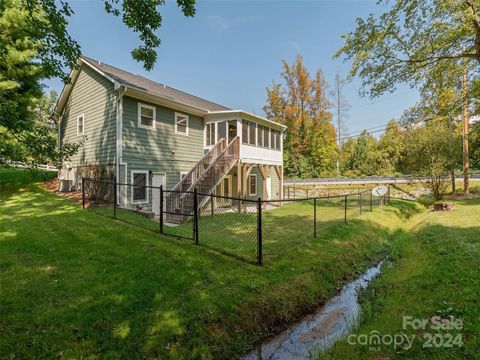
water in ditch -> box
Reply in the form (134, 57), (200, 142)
(242, 261), (384, 360)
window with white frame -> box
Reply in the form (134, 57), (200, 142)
(249, 174), (257, 196)
(242, 120), (249, 144)
(248, 121), (256, 146)
(175, 112), (189, 135)
(270, 129), (275, 150)
(138, 103), (155, 129)
(263, 126), (270, 148)
(132, 171), (148, 203)
(206, 122), (216, 146)
(275, 130), (281, 150)
(77, 114), (84, 135)
(257, 125), (264, 147)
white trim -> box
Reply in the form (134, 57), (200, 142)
(131, 170), (149, 204)
(115, 88), (125, 204)
(248, 174), (257, 196)
(174, 112), (189, 136)
(180, 171), (189, 180)
(121, 161), (128, 206)
(206, 110), (287, 130)
(137, 103), (156, 129)
(76, 114), (85, 136)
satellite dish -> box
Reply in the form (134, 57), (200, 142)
(372, 185), (388, 197)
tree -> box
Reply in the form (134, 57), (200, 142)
(377, 120), (404, 175)
(335, 0), (479, 98)
(330, 72), (350, 146)
(401, 120), (455, 200)
(0, 0), (83, 166)
(264, 55), (337, 178)
(342, 130), (379, 176)
(470, 120), (480, 169)
(0, 0), (196, 166)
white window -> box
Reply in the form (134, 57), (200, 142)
(270, 129), (275, 150)
(206, 123), (216, 146)
(242, 120), (249, 144)
(138, 103), (156, 129)
(175, 112), (189, 135)
(248, 121), (256, 146)
(249, 174), (257, 196)
(131, 170), (149, 203)
(257, 125), (264, 147)
(77, 114), (84, 136)
(275, 130), (281, 150)
(263, 126), (270, 148)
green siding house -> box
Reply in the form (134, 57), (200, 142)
(55, 57), (286, 216)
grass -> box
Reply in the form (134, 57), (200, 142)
(90, 195), (375, 263)
(0, 167), (416, 359)
(320, 198), (480, 359)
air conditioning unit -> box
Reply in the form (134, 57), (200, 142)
(59, 179), (73, 192)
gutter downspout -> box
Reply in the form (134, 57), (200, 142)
(115, 84), (126, 205)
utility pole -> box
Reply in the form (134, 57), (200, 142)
(462, 63), (470, 196)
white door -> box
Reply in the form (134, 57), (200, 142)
(152, 173), (166, 215)
(266, 176), (272, 200)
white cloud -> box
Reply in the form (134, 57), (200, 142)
(205, 15), (262, 32)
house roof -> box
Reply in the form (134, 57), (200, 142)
(81, 56), (230, 112)
(54, 56), (285, 130)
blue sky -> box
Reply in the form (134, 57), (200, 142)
(45, 0), (420, 136)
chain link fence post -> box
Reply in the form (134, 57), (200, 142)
(113, 176), (117, 219)
(314, 197), (317, 238)
(194, 188), (199, 245)
(359, 191), (362, 215)
(257, 197), (263, 265)
(160, 185), (164, 234)
(370, 191), (373, 212)
(82, 177), (85, 209)
(344, 194), (348, 224)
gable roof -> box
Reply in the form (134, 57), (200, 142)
(81, 56), (230, 112)
(54, 56), (285, 130)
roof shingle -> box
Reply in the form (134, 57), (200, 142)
(81, 56), (230, 112)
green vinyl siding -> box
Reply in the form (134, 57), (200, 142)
(246, 166), (280, 201)
(59, 65), (116, 167)
(122, 96), (205, 192)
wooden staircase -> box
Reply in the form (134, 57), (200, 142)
(165, 136), (240, 224)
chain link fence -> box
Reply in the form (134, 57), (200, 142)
(82, 178), (389, 265)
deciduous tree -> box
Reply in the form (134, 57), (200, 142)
(264, 56), (337, 178)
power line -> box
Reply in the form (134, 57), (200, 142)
(337, 117), (441, 142)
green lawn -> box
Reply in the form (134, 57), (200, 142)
(320, 198), (480, 359)
(90, 194), (374, 264)
(0, 167), (415, 359)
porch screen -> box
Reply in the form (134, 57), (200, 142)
(217, 121), (226, 142)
